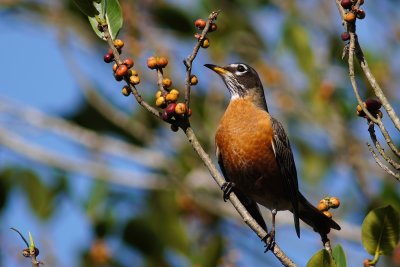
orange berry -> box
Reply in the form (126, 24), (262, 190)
(123, 58), (134, 69)
(113, 39), (124, 49)
(344, 12), (356, 23)
(323, 211), (333, 219)
(115, 65), (128, 77)
(129, 75), (140, 85)
(201, 38), (210, 48)
(190, 75), (198, 85)
(175, 103), (187, 115)
(121, 86), (131, 96)
(317, 202), (329, 212)
(329, 197), (340, 209)
(162, 78), (172, 89)
(194, 19), (206, 30)
(156, 57), (168, 68)
(147, 56), (158, 69)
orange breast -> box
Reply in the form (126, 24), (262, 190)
(216, 99), (290, 210)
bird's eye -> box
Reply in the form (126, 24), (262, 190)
(237, 65), (246, 72)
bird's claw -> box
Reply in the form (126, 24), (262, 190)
(262, 231), (275, 252)
(221, 182), (235, 202)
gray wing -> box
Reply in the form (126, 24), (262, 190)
(271, 117), (300, 237)
(216, 146), (267, 231)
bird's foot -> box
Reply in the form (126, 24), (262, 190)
(221, 182), (235, 202)
(262, 230), (275, 252)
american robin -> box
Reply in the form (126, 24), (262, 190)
(205, 63), (340, 248)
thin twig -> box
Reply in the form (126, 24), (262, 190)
(367, 143), (400, 181)
(183, 10), (220, 110)
(368, 121), (400, 170)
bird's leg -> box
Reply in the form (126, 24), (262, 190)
(221, 182), (235, 202)
(263, 209), (277, 252)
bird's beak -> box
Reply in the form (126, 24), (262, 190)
(204, 64), (228, 75)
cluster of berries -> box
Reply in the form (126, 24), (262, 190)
(340, 0), (366, 41)
(103, 39), (139, 96)
(146, 56), (195, 129)
(356, 97), (383, 119)
(317, 196), (341, 219)
(194, 18), (217, 48)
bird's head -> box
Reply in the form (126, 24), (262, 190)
(205, 63), (268, 110)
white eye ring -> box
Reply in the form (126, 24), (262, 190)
(237, 64), (246, 72)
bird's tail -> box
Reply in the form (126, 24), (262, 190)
(298, 193), (341, 236)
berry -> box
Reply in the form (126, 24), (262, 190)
(122, 86), (131, 96)
(329, 197), (340, 209)
(129, 69), (138, 76)
(156, 57), (168, 68)
(162, 78), (172, 89)
(113, 39), (124, 49)
(190, 75), (198, 85)
(112, 63), (118, 72)
(114, 73), (123, 81)
(155, 96), (166, 107)
(175, 103), (187, 115)
(115, 65), (128, 77)
(209, 23), (217, 32)
(165, 103), (177, 116)
(323, 211), (333, 219)
(155, 90), (162, 99)
(194, 19), (206, 30)
(344, 12), (356, 23)
(104, 53), (113, 63)
(201, 38), (210, 48)
(147, 56), (158, 69)
(317, 202), (329, 212)
(170, 124), (179, 132)
(341, 0), (352, 9)
(169, 89), (179, 96)
(161, 110), (170, 121)
(123, 58), (134, 68)
(166, 92), (178, 102)
(341, 32), (350, 41)
(129, 75), (140, 85)
(356, 9), (366, 19)
(365, 98), (382, 111)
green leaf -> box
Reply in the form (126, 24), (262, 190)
(72, 0), (99, 17)
(306, 249), (336, 267)
(332, 244), (347, 267)
(88, 0), (122, 40)
(105, 0), (123, 39)
(362, 205), (400, 256)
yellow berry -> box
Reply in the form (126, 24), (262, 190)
(201, 38), (210, 48)
(162, 78), (172, 89)
(155, 90), (162, 99)
(317, 202), (329, 212)
(344, 12), (356, 23)
(166, 93), (178, 102)
(121, 86), (131, 97)
(155, 96), (166, 107)
(175, 103), (187, 115)
(129, 75), (140, 85)
(323, 211), (333, 219)
(169, 89), (180, 96)
(329, 197), (340, 209)
(113, 39), (124, 49)
(190, 75), (198, 85)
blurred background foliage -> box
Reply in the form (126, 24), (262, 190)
(0, 0), (400, 266)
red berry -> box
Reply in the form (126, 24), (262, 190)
(165, 103), (177, 116)
(341, 0), (352, 9)
(341, 32), (350, 41)
(161, 110), (170, 121)
(356, 9), (366, 19)
(365, 98), (382, 111)
(123, 58), (134, 68)
(209, 23), (217, 32)
(194, 19), (206, 30)
(115, 65), (128, 77)
(104, 53), (113, 63)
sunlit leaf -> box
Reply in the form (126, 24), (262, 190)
(105, 0), (123, 39)
(362, 205), (400, 256)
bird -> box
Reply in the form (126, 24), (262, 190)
(204, 62), (340, 249)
